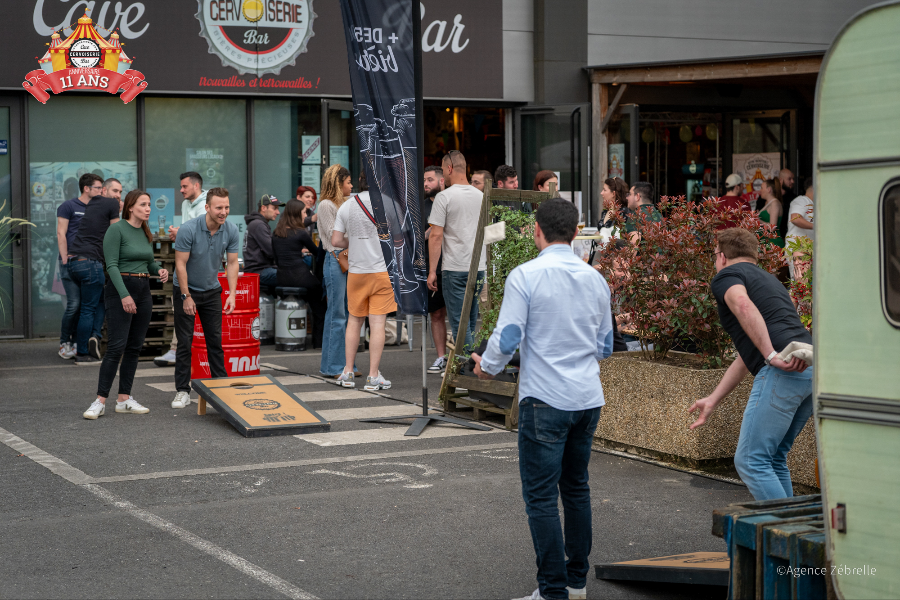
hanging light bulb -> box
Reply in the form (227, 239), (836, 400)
(679, 125), (692, 143)
(642, 127), (655, 144)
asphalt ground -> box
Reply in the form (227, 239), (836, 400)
(0, 330), (750, 599)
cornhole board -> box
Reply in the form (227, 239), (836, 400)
(191, 375), (331, 437)
(595, 552), (729, 586)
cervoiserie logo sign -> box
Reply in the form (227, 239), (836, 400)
(23, 13), (147, 104)
(196, 0), (316, 76)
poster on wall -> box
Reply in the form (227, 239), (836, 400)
(732, 152), (780, 203)
(29, 161), (138, 304)
(186, 149), (225, 188)
(300, 136), (321, 192)
(608, 144), (625, 179)
(329, 146), (350, 171)
(147, 188), (176, 236)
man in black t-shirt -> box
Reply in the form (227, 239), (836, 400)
(689, 228), (812, 501)
(67, 193), (120, 362)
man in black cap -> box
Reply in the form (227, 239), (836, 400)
(243, 194), (281, 289)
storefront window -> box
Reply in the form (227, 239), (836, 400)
(423, 106), (505, 174)
(254, 100), (297, 204)
(145, 97), (248, 219)
(28, 96), (137, 337)
(297, 101), (322, 194)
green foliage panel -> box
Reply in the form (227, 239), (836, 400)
(815, 167), (900, 400)
(819, 419), (900, 599)
(818, 4), (900, 163)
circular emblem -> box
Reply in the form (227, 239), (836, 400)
(243, 398), (281, 410)
(69, 39), (101, 69)
(32, 182), (47, 198)
(196, 0), (317, 76)
(155, 195), (169, 210)
(251, 316), (261, 340)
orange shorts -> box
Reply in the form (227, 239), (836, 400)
(347, 271), (397, 317)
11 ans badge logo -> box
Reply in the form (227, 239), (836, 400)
(196, 0), (316, 76)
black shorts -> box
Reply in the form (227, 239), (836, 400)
(428, 269), (445, 313)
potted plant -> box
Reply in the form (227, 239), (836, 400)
(592, 196), (816, 484)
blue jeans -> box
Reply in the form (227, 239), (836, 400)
(59, 258), (80, 345)
(518, 397), (602, 600)
(734, 366), (814, 500)
(442, 270), (484, 351)
(257, 267), (278, 290)
(320, 252), (349, 376)
(67, 259), (106, 354)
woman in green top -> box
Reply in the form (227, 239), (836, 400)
(757, 178), (784, 248)
(83, 190), (169, 420)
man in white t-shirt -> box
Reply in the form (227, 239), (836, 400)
(428, 151), (486, 352)
(785, 177), (814, 280)
(332, 188), (397, 391)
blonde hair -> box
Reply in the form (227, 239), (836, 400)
(320, 164), (351, 208)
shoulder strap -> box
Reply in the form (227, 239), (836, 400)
(355, 195), (377, 226)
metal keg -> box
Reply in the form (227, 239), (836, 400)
(275, 287), (307, 351)
(259, 293), (275, 345)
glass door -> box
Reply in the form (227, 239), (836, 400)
(515, 103), (592, 221)
(0, 97), (25, 338)
(321, 100), (359, 190)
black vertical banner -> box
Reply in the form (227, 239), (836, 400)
(339, 0), (427, 315)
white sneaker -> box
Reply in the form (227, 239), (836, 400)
(83, 399), (105, 419)
(512, 589), (545, 600)
(567, 586), (587, 600)
(364, 372), (391, 391)
(154, 350), (177, 367)
(428, 355), (447, 374)
(336, 371), (355, 388)
(59, 342), (75, 359)
(171, 391), (191, 409)
(116, 397), (149, 414)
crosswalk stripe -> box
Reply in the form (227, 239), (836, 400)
(135, 366), (274, 379)
(145, 382), (177, 392)
(316, 405), (438, 422)
(276, 375), (319, 386)
(296, 390), (374, 402)
(296, 425), (498, 446)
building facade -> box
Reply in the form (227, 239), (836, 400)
(0, 0), (881, 339)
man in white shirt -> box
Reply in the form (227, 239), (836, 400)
(428, 151), (486, 352)
(472, 198), (613, 600)
(155, 170), (208, 366)
(785, 177), (814, 280)
(332, 189), (396, 391)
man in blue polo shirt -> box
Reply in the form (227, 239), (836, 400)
(472, 198), (614, 600)
(170, 187), (240, 409)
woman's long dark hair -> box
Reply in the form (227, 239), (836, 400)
(273, 199), (307, 238)
(122, 189), (153, 244)
(604, 177), (629, 210)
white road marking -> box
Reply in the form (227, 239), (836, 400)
(134, 367), (175, 378)
(316, 405), (438, 422)
(89, 442), (517, 483)
(276, 376), (319, 386)
(298, 425), (497, 447)
(0, 425), (317, 600)
(146, 382), (177, 392)
(296, 390), (374, 402)
(307, 462), (438, 489)
(84, 484), (316, 600)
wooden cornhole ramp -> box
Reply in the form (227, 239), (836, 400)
(595, 552), (729, 586)
(191, 375), (331, 437)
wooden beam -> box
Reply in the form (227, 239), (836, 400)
(590, 55), (822, 84)
(600, 83), (628, 134)
(593, 82), (609, 196)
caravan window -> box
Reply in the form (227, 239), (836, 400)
(882, 180), (900, 327)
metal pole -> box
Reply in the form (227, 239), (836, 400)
(422, 315), (427, 416)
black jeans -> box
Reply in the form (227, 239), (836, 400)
(174, 285), (227, 392)
(97, 276), (153, 398)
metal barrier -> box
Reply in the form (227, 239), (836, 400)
(713, 495), (828, 600)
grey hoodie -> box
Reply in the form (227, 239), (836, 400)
(243, 212), (275, 272)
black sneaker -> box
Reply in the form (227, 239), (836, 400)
(74, 354), (98, 363)
(88, 336), (102, 360)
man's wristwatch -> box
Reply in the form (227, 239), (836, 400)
(181, 293), (191, 301)
(764, 350), (778, 366)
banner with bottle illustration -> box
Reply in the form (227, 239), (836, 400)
(339, 0), (427, 315)
(732, 153), (780, 204)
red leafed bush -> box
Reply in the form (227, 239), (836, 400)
(595, 196), (785, 368)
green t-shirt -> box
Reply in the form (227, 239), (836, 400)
(103, 220), (162, 299)
(624, 204), (662, 233)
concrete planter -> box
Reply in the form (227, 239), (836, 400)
(595, 352), (818, 488)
